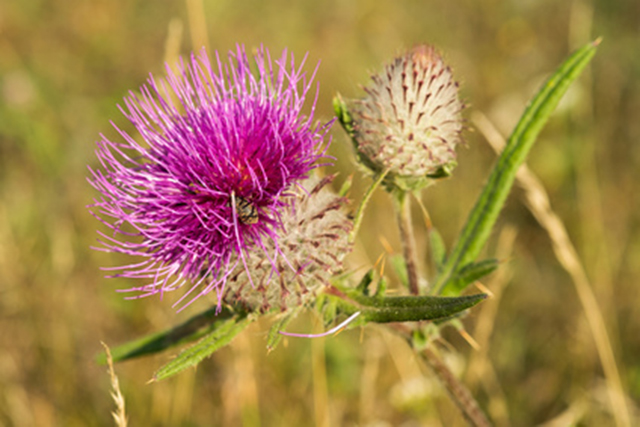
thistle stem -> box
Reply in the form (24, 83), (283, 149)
(421, 346), (491, 427)
(394, 190), (420, 295)
(349, 170), (389, 244)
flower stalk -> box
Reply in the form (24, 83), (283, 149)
(420, 347), (491, 427)
(394, 190), (420, 295)
(348, 169), (389, 244)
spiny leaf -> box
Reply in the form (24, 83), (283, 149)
(96, 306), (235, 364)
(152, 315), (253, 381)
(340, 292), (488, 323)
(266, 307), (304, 351)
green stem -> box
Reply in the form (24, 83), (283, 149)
(349, 170), (389, 244)
(394, 190), (420, 294)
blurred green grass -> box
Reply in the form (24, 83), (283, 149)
(1, 0), (639, 425)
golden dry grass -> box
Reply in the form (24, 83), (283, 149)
(1, 0), (639, 425)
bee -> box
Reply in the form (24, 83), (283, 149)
(231, 194), (259, 225)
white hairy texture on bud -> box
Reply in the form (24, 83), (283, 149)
(353, 45), (464, 176)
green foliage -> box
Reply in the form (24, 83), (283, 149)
(153, 314), (254, 381)
(443, 259), (500, 294)
(390, 254), (409, 289)
(266, 306), (304, 351)
(428, 228), (447, 273)
(96, 306), (236, 364)
(358, 294), (487, 323)
(434, 39), (600, 296)
(332, 278), (488, 323)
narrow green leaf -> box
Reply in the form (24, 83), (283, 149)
(356, 269), (375, 295)
(428, 227), (447, 272)
(152, 315), (253, 381)
(349, 169), (389, 244)
(338, 287), (487, 322)
(435, 39), (600, 295)
(96, 306), (235, 364)
(338, 174), (353, 197)
(266, 307), (304, 351)
(374, 276), (389, 298)
(359, 293), (487, 323)
(390, 254), (409, 289)
(446, 259), (499, 292)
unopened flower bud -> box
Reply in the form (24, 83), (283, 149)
(351, 45), (464, 182)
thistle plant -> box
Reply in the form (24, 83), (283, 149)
(92, 40), (599, 424)
(222, 174), (352, 313)
(89, 46), (332, 310)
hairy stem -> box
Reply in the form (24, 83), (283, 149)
(421, 346), (491, 427)
(394, 190), (420, 295)
(349, 170), (389, 245)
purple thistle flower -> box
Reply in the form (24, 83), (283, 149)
(88, 46), (333, 310)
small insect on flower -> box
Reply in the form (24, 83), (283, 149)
(222, 175), (353, 314)
(232, 194), (259, 225)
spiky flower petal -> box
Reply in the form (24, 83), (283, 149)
(352, 45), (464, 177)
(88, 46), (333, 309)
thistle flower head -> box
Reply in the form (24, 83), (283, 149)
(88, 46), (334, 309)
(223, 175), (352, 313)
(351, 45), (464, 180)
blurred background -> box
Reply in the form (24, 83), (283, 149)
(1, 0), (639, 425)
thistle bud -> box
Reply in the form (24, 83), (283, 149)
(350, 45), (464, 187)
(222, 175), (352, 313)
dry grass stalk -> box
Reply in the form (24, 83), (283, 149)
(101, 342), (128, 427)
